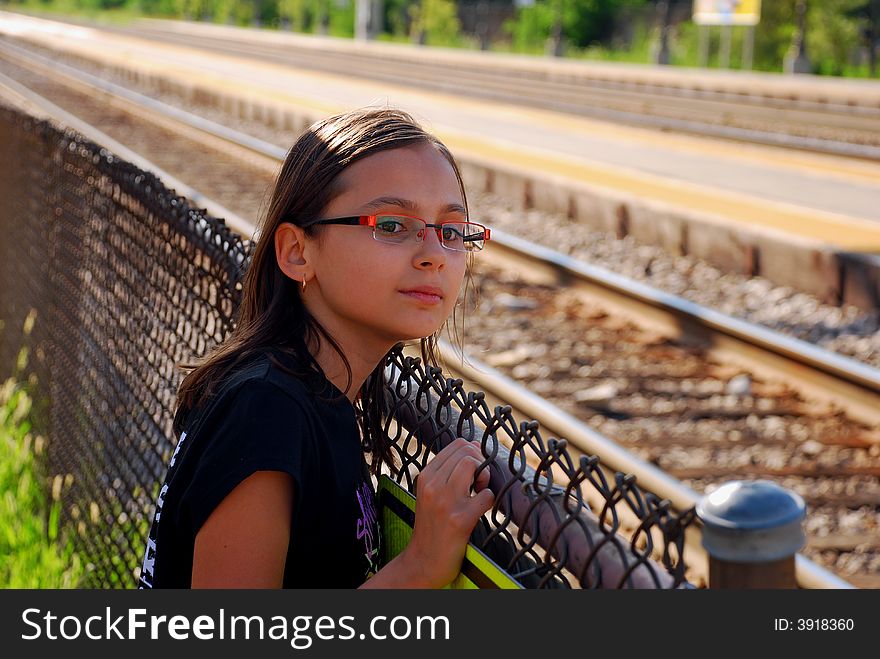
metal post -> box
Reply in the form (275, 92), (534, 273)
(477, 0), (491, 51)
(411, 0), (426, 45)
(866, 0), (879, 77)
(317, 0), (330, 35)
(545, 0), (563, 57)
(252, 0), (262, 28)
(698, 25), (709, 67)
(656, 0), (671, 65)
(784, 0), (812, 74)
(697, 480), (806, 589)
(355, 0), (370, 41)
(369, 0), (384, 39)
(742, 25), (755, 70)
(719, 24), (732, 68)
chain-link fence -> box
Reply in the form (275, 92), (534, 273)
(0, 103), (698, 589)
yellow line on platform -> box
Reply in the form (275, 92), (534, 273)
(498, 105), (880, 187)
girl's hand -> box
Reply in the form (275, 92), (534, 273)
(399, 438), (495, 588)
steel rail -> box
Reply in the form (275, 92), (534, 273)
(0, 67), (253, 238)
(480, 231), (880, 429)
(435, 340), (856, 589)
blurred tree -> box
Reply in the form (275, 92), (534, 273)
(178, 0), (196, 19)
(385, 0), (415, 37)
(279, 0), (315, 30)
(211, 0), (237, 23)
(845, 0), (880, 75)
(503, 0), (554, 52)
(408, 0), (462, 45)
(749, 0), (796, 71)
(566, 0), (648, 49)
(504, 0), (648, 53)
(328, 0), (356, 36)
(804, 0), (863, 75)
(137, 0), (181, 16)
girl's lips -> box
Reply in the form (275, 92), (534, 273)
(400, 291), (443, 304)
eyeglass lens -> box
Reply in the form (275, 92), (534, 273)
(373, 216), (485, 251)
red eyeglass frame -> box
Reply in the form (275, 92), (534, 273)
(303, 214), (491, 249)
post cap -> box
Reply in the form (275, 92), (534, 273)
(696, 480), (806, 562)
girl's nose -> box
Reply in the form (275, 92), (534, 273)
(417, 226), (445, 248)
(416, 226), (436, 240)
(414, 226), (446, 268)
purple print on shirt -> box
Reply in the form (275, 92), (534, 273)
(356, 479), (380, 576)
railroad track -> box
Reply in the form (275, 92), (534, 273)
(0, 43), (877, 588)
(12, 13), (880, 160)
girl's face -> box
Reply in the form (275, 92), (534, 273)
(290, 142), (469, 346)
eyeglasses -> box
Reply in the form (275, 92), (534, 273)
(302, 214), (491, 253)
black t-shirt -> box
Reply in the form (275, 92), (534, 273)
(138, 352), (381, 588)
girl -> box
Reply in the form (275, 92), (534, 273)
(138, 107), (494, 589)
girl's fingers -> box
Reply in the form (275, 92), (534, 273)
(440, 442), (489, 492)
(472, 462), (491, 493)
(424, 437), (471, 476)
(415, 439), (473, 498)
(467, 487), (495, 517)
(447, 454), (484, 495)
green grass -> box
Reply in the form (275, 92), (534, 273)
(9, 0), (144, 25)
(0, 341), (84, 588)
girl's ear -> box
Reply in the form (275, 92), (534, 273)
(274, 222), (311, 283)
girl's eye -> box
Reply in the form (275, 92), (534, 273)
(376, 220), (406, 234)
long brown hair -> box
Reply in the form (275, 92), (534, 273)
(173, 107), (475, 476)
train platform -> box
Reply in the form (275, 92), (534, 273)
(1, 10), (879, 306)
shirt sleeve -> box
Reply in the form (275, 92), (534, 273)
(177, 378), (316, 536)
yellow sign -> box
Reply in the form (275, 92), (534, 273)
(376, 475), (523, 589)
(693, 0), (761, 26)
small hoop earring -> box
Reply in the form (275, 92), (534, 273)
(302, 278), (307, 292)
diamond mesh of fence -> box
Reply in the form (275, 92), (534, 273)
(0, 103), (697, 589)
